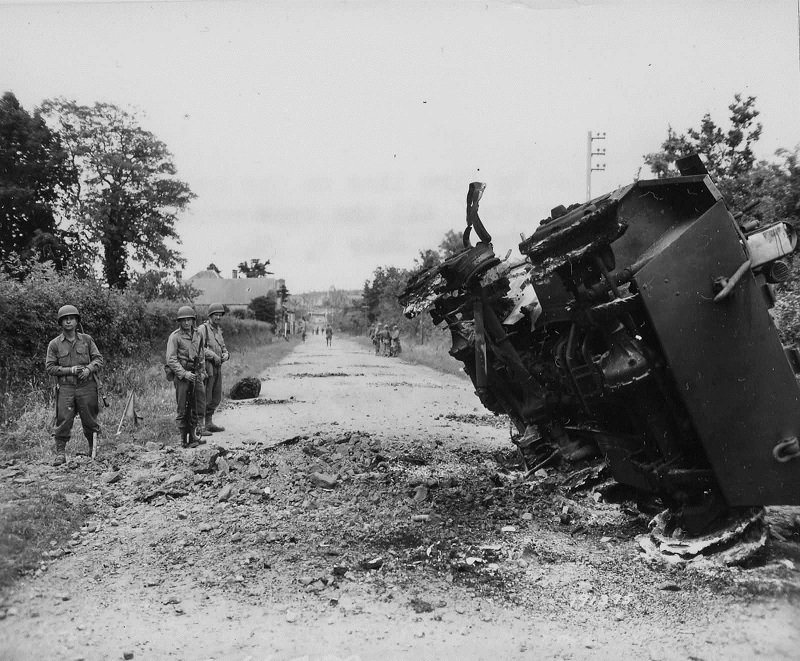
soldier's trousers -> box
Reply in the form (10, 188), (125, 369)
(204, 366), (222, 418)
(53, 382), (100, 445)
(174, 377), (206, 430)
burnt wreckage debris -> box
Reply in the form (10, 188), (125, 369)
(400, 157), (800, 554)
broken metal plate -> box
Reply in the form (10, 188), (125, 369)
(637, 507), (767, 566)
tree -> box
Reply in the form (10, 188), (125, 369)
(438, 229), (464, 259)
(130, 269), (200, 301)
(249, 292), (276, 324)
(643, 94), (762, 203)
(412, 248), (441, 275)
(0, 92), (74, 270)
(277, 283), (290, 305)
(237, 258), (272, 278)
(39, 98), (195, 289)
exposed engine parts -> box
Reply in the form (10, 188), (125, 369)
(400, 158), (800, 548)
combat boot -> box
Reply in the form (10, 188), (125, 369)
(52, 440), (66, 466)
(206, 416), (225, 433)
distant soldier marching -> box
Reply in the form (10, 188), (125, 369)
(45, 305), (104, 465)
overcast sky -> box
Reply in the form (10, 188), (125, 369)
(2, 0), (799, 292)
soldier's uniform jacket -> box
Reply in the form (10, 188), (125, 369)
(200, 321), (228, 376)
(166, 328), (207, 381)
(45, 332), (104, 385)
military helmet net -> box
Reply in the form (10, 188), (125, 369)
(57, 304), (80, 323)
(208, 302), (225, 316)
(176, 305), (196, 320)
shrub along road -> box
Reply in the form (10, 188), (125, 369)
(0, 334), (799, 660)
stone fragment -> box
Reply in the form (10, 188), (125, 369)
(144, 442), (163, 451)
(413, 485), (429, 502)
(216, 457), (230, 475)
(123, 652), (134, 660)
(162, 596), (180, 605)
(656, 582), (681, 592)
(217, 484), (234, 502)
(247, 464), (262, 479)
(285, 610), (298, 623)
(309, 472), (338, 489)
(102, 471), (121, 484)
(230, 377), (261, 400)
(177, 511), (187, 520)
(231, 532), (243, 543)
(521, 512), (533, 521)
(360, 556), (384, 570)
(534, 469), (548, 478)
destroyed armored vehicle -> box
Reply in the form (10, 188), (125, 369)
(400, 156), (799, 554)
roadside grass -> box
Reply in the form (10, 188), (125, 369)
(0, 332), (298, 592)
(353, 330), (468, 379)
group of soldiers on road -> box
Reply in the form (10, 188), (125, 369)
(46, 302), (231, 464)
(369, 323), (401, 357)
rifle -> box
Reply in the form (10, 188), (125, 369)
(50, 383), (59, 431)
(183, 331), (205, 444)
(77, 322), (109, 408)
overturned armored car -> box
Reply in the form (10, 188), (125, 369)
(400, 156), (800, 545)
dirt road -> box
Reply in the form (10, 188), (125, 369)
(1, 335), (799, 661)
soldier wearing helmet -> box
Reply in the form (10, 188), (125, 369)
(45, 304), (104, 465)
(198, 302), (230, 433)
(165, 305), (208, 447)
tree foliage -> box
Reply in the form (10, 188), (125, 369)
(438, 229), (464, 259)
(39, 98), (195, 289)
(248, 292), (277, 324)
(643, 94), (762, 203)
(237, 258), (272, 278)
(130, 269), (200, 302)
(0, 92), (74, 271)
(277, 283), (290, 305)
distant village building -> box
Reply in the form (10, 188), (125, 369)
(188, 269), (279, 313)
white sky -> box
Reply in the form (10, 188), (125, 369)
(2, 0), (799, 292)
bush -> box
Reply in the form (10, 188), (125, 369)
(0, 263), (273, 424)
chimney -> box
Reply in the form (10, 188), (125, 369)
(232, 269), (238, 279)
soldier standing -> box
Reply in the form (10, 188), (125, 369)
(165, 306), (207, 448)
(390, 324), (401, 357)
(325, 324), (333, 347)
(199, 302), (230, 434)
(45, 305), (104, 465)
(380, 324), (391, 356)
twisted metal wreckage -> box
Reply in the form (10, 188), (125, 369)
(400, 155), (800, 562)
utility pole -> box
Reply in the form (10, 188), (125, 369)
(586, 131), (606, 201)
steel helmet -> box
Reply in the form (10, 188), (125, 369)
(57, 304), (80, 323)
(176, 305), (196, 320)
(208, 302), (226, 316)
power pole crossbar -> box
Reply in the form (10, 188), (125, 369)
(586, 131), (607, 202)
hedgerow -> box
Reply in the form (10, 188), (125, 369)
(0, 263), (273, 424)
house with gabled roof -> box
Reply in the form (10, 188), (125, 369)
(187, 269), (279, 311)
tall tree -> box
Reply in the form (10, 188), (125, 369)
(277, 282), (290, 305)
(438, 229), (464, 259)
(249, 292), (277, 324)
(643, 94), (762, 205)
(0, 92), (73, 270)
(237, 258), (272, 278)
(39, 98), (195, 288)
